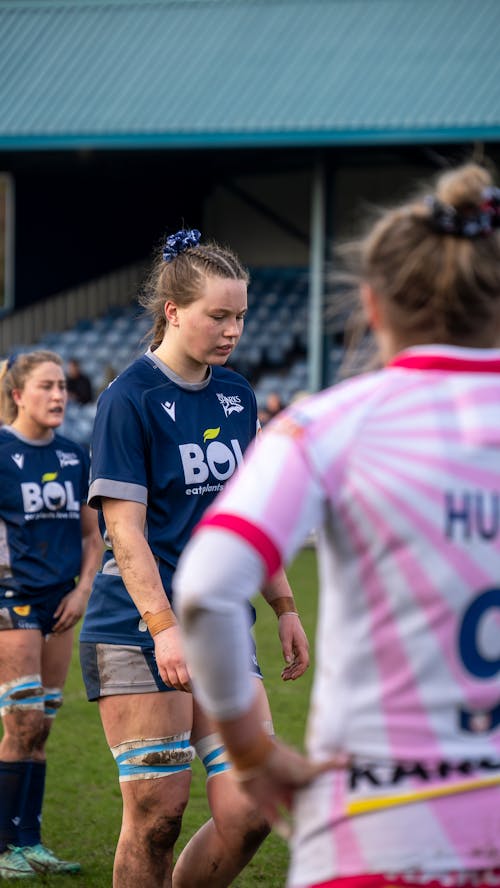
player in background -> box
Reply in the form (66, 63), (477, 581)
(79, 229), (309, 888)
(0, 350), (101, 880)
(174, 163), (500, 888)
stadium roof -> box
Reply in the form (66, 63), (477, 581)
(0, 0), (499, 151)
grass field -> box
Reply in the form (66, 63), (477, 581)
(6, 548), (319, 887)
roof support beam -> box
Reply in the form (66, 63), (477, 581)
(223, 179), (309, 245)
(308, 155), (326, 394)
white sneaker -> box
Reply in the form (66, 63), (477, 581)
(0, 847), (34, 879)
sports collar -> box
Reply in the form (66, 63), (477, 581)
(388, 345), (500, 374)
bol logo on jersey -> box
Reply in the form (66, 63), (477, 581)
(179, 427), (243, 493)
(21, 471), (80, 517)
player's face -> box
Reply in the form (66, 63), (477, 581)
(12, 362), (67, 438)
(177, 276), (248, 367)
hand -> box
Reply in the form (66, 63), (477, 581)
(278, 614), (309, 681)
(51, 586), (88, 633)
(235, 739), (348, 828)
(154, 624), (192, 692)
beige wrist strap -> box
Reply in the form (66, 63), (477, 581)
(270, 596), (298, 618)
(143, 608), (177, 637)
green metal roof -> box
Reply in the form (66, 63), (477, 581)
(0, 0), (499, 150)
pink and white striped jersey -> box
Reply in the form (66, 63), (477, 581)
(197, 345), (500, 886)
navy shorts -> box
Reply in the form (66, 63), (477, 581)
(0, 583), (75, 636)
(80, 636), (263, 702)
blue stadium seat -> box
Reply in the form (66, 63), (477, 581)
(19, 267), (325, 422)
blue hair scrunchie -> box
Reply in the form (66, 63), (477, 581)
(162, 228), (201, 263)
(6, 353), (17, 370)
(425, 186), (500, 238)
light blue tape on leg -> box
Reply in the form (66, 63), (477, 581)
(44, 688), (63, 719)
(113, 738), (194, 782)
(202, 745), (232, 778)
(0, 677), (44, 714)
(195, 734), (232, 779)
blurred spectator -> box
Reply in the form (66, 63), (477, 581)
(290, 389), (311, 405)
(266, 391), (284, 418)
(259, 391), (284, 426)
(66, 358), (93, 405)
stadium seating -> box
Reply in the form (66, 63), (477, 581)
(13, 267), (347, 445)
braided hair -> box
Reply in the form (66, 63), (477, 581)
(140, 230), (249, 350)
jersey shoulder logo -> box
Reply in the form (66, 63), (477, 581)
(11, 453), (24, 470)
(56, 450), (80, 468)
(216, 392), (244, 417)
(161, 400), (176, 421)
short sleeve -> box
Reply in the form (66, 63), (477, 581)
(88, 384), (148, 509)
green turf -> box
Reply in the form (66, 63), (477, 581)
(3, 548), (318, 886)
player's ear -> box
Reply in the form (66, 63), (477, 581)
(11, 388), (23, 407)
(164, 301), (179, 326)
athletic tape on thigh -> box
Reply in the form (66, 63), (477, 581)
(0, 674), (44, 715)
(195, 733), (232, 779)
(111, 733), (195, 782)
(43, 686), (63, 719)
(195, 720), (275, 780)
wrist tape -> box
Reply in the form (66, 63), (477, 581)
(143, 608), (177, 636)
(270, 596), (298, 618)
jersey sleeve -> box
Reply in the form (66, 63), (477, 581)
(88, 384), (148, 508)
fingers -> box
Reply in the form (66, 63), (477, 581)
(272, 814), (292, 841)
(279, 620), (310, 681)
(281, 658), (306, 681)
(51, 602), (82, 633)
(160, 668), (191, 693)
(154, 626), (192, 691)
(51, 615), (78, 634)
(281, 641), (309, 680)
(311, 753), (351, 774)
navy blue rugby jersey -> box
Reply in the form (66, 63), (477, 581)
(0, 427), (90, 597)
(81, 350), (259, 646)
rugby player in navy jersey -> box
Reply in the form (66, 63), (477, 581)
(79, 230), (309, 888)
(0, 350), (101, 879)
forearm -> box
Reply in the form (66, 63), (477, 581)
(102, 499), (171, 618)
(76, 533), (102, 597)
(182, 604), (257, 718)
(112, 525), (170, 614)
(261, 567), (309, 680)
(175, 527), (265, 717)
(75, 505), (103, 598)
(214, 698), (273, 767)
(261, 568), (298, 616)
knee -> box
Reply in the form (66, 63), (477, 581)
(129, 788), (188, 857)
(218, 799), (270, 855)
(8, 710), (46, 758)
(239, 810), (271, 856)
(144, 812), (184, 858)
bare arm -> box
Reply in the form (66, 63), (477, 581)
(76, 503), (103, 596)
(102, 497), (190, 691)
(212, 700), (346, 829)
(260, 568), (310, 680)
(52, 503), (103, 633)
